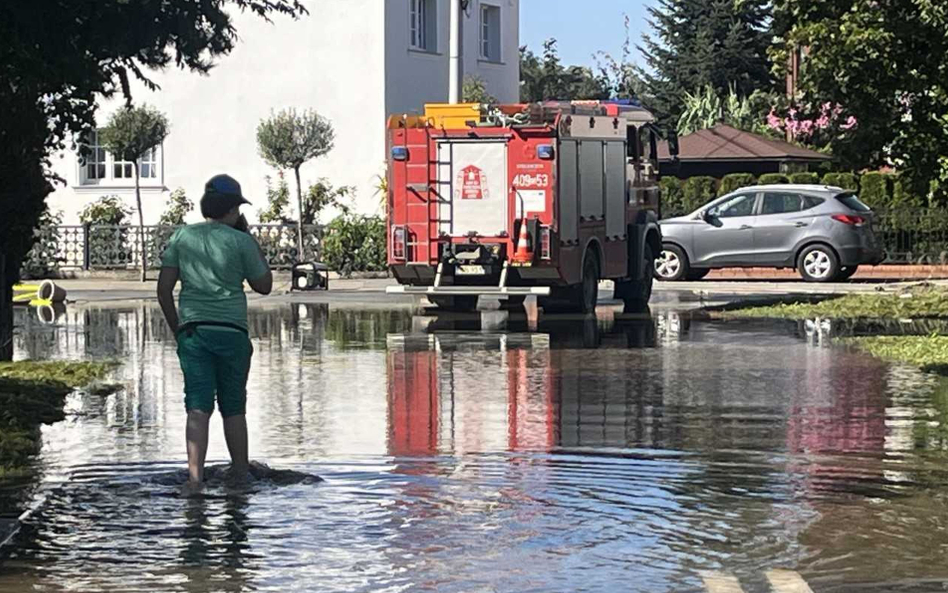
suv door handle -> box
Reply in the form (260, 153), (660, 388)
(739, 225), (752, 230)
(794, 222), (808, 228)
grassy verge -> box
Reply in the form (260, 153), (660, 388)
(842, 335), (948, 376)
(0, 361), (118, 476)
(717, 286), (948, 320)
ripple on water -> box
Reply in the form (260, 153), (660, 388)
(4, 305), (948, 592)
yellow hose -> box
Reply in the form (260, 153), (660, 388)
(13, 284), (41, 293)
(12, 293), (36, 305)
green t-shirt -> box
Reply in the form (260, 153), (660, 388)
(161, 222), (270, 330)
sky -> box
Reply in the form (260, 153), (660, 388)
(519, 0), (656, 70)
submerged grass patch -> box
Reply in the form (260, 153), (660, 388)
(717, 287), (948, 320)
(0, 361), (118, 474)
(843, 335), (948, 376)
(0, 361), (118, 388)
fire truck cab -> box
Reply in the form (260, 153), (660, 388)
(385, 100), (673, 313)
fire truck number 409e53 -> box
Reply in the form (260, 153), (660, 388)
(385, 100), (678, 314)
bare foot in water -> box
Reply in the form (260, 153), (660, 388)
(180, 480), (205, 498)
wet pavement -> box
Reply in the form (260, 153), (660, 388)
(1, 298), (948, 592)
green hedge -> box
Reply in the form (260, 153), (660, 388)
(892, 174), (927, 208)
(682, 176), (717, 213)
(860, 171), (893, 209)
(821, 172), (859, 191)
(758, 173), (790, 185)
(718, 173), (757, 196)
(659, 177), (685, 216)
(321, 214), (387, 277)
(789, 172), (820, 185)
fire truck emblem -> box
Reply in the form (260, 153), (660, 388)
(457, 165), (489, 200)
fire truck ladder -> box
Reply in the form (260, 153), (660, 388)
(403, 125), (450, 272)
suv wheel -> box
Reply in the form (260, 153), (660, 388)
(798, 245), (840, 283)
(654, 244), (689, 281)
(837, 266), (859, 281)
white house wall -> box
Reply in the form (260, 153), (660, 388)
(48, 1), (387, 225)
(385, 0), (519, 115)
(46, 0), (519, 226)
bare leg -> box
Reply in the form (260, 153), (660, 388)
(186, 410), (211, 485)
(223, 414), (249, 479)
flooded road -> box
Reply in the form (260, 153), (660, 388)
(2, 301), (948, 592)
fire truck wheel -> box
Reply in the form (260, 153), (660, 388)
(575, 251), (601, 314)
(429, 296), (479, 312)
(619, 243), (655, 311)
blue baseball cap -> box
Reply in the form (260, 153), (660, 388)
(203, 174), (250, 204)
(200, 174), (250, 217)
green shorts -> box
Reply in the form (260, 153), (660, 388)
(176, 326), (253, 417)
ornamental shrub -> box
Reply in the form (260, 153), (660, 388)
(718, 173), (757, 196)
(659, 177), (685, 218)
(788, 172), (820, 185)
(682, 176), (717, 213)
(860, 171), (892, 209)
(821, 172), (859, 191)
(758, 173), (790, 185)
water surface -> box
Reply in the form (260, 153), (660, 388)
(2, 303), (948, 592)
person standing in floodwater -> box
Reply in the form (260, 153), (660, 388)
(157, 174), (273, 492)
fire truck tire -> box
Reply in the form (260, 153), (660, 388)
(685, 269), (710, 281)
(429, 296), (479, 313)
(575, 251), (601, 314)
(538, 252), (599, 314)
(616, 243), (655, 312)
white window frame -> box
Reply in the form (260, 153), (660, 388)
(409, 0), (437, 53)
(77, 131), (164, 189)
(480, 2), (501, 62)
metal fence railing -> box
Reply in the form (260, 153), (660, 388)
(873, 209), (948, 264)
(22, 223), (323, 274)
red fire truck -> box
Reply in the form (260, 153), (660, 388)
(385, 100), (676, 313)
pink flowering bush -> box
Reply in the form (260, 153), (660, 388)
(767, 102), (858, 144)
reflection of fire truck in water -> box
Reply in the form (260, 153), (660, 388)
(385, 315), (659, 456)
(386, 101), (678, 314)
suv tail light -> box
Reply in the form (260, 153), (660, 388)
(539, 225), (552, 260)
(832, 214), (866, 226)
(392, 226), (407, 260)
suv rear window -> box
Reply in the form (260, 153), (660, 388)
(836, 192), (872, 213)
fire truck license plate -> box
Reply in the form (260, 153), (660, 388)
(457, 265), (487, 276)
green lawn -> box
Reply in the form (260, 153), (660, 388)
(0, 361), (118, 475)
(843, 335), (948, 376)
(718, 287), (948, 320)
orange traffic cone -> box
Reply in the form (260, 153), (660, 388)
(512, 218), (533, 264)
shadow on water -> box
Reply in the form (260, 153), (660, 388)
(5, 303), (948, 591)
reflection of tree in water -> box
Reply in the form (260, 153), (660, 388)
(325, 309), (412, 350)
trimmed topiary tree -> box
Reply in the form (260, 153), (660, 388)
(257, 108), (335, 261)
(100, 105), (170, 282)
(789, 172), (820, 185)
(860, 171), (892, 210)
(718, 173), (757, 196)
(758, 173), (790, 185)
(682, 176), (717, 212)
(821, 172), (859, 192)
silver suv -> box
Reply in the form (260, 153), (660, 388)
(656, 185), (884, 282)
